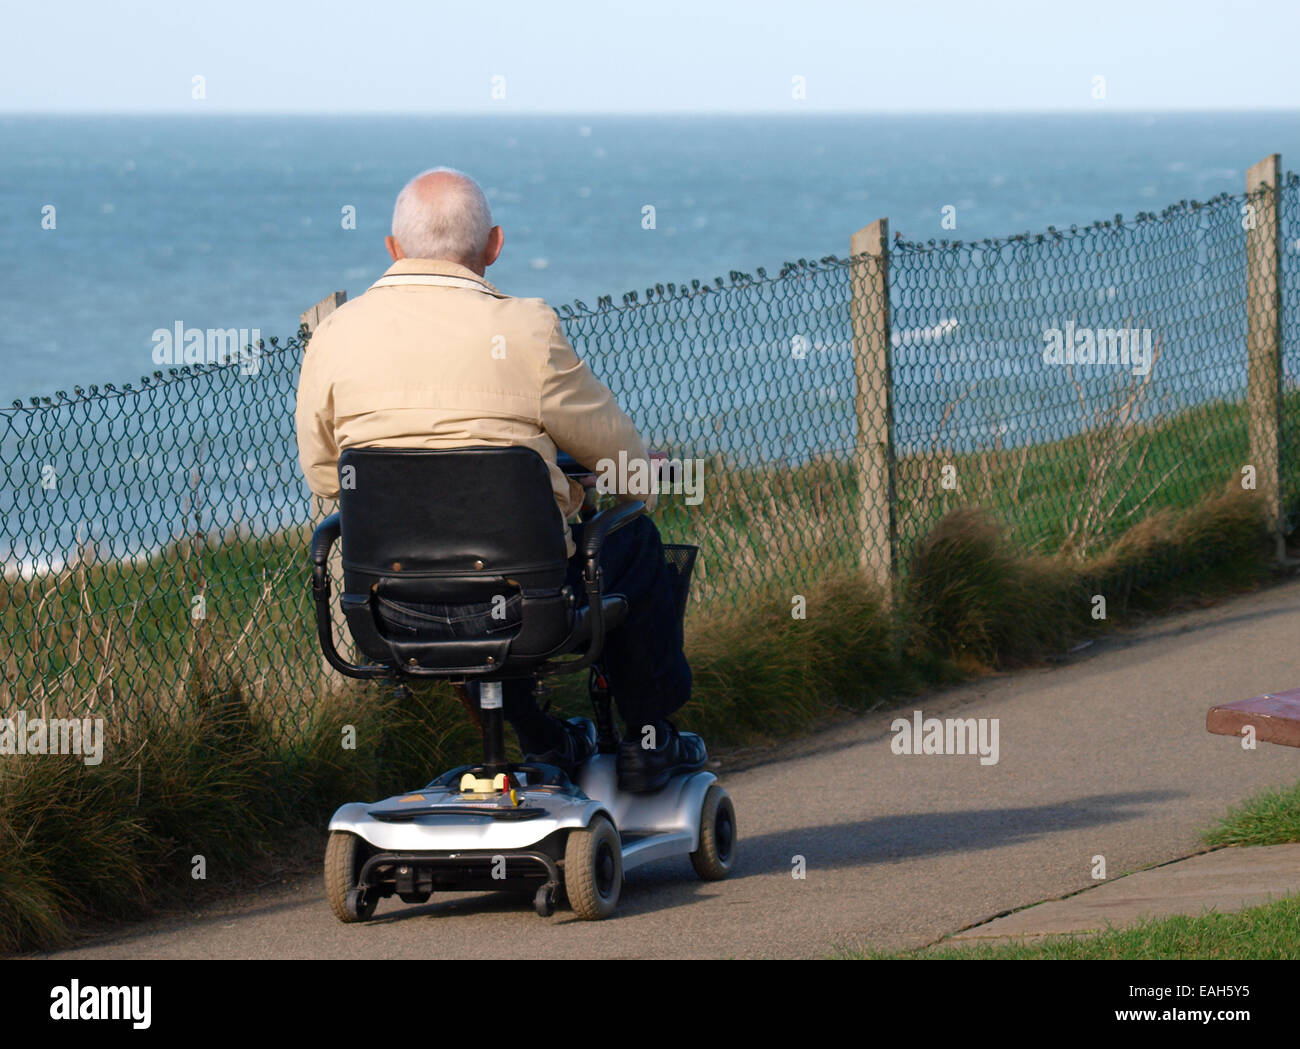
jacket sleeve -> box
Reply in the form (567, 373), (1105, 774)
(539, 315), (657, 513)
(294, 324), (342, 499)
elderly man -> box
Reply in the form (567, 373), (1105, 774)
(296, 167), (705, 791)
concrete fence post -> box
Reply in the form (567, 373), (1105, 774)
(301, 291), (349, 687)
(1245, 155), (1286, 562)
(850, 219), (898, 599)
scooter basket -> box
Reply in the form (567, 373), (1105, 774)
(662, 543), (698, 624)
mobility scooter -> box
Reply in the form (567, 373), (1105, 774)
(310, 446), (736, 921)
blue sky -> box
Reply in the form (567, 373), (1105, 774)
(2, 0), (1297, 113)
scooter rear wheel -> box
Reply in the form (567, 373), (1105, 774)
(564, 815), (622, 920)
(325, 831), (376, 923)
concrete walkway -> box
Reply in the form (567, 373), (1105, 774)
(950, 843), (1300, 946)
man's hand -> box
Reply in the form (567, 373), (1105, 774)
(561, 449), (669, 505)
(565, 449), (665, 487)
(649, 449), (675, 484)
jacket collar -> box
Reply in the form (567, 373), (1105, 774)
(378, 257), (504, 295)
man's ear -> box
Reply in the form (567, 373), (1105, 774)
(483, 226), (504, 268)
(385, 235), (405, 261)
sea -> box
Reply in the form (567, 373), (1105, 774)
(2, 112), (1300, 571)
(3, 112), (1300, 403)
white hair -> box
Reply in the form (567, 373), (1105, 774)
(390, 167), (493, 263)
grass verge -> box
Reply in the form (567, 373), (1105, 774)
(0, 680), (479, 956)
(850, 894), (1300, 959)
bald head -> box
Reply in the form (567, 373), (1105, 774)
(388, 168), (501, 271)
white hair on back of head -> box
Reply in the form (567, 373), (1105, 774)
(391, 167), (493, 263)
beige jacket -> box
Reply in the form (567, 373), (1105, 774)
(295, 258), (653, 558)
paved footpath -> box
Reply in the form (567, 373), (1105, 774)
(37, 579), (1300, 959)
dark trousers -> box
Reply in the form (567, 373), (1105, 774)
(378, 516), (691, 754)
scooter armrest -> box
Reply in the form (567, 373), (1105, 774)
(580, 500), (645, 566)
(311, 513), (341, 568)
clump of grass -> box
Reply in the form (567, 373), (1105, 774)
(904, 508), (1084, 668)
(0, 753), (154, 953)
(676, 572), (900, 746)
(1082, 484), (1271, 617)
(903, 487), (1270, 671)
(0, 683), (278, 955)
(1203, 779), (1300, 848)
(0, 674), (479, 956)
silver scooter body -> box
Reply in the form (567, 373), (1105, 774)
(328, 756), (716, 874)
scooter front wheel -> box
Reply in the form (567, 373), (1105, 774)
(564, 815), (622, 920)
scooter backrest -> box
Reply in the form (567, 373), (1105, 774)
(336, 446), (570, 604)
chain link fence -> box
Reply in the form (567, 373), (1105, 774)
(891, 190), (1253, 562)
(0, 343), (314, 743)
(565, 253), (884, 605)
(2, 172), (1297, 746)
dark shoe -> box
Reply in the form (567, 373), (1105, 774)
(617, 720), (707, 793)
(524, 717), (597, 779)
